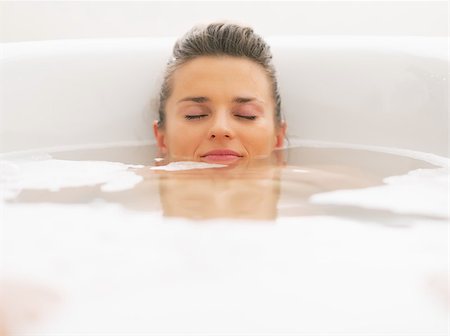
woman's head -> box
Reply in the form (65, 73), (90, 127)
(154, 22), (286, 164)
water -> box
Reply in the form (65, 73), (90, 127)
(0, 143), (448, 335)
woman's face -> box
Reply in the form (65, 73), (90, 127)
(153, 56), (286, 165)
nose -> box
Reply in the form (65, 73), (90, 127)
(207, 112), (234, 140)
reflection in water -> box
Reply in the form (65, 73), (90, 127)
(145, 151), (381, 220)
(4, 144), (440, 221)
(154, 162), (283, 220)
(9, 148), (384, 220)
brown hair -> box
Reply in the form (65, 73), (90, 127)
(157, 22), (282, 128)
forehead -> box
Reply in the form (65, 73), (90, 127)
(169, 56), (273, 101)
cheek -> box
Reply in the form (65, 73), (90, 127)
(165, 121), (204, 154)
(239, 123), (277, 153)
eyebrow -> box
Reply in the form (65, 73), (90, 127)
(234, 97), (260, 104)
(177, 96), (209, 104)
(177, 96), (262, 104)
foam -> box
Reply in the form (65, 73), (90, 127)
(0, 158), (144, 200)
(2, 201), (447, 334)
(150, 161), (226, 171)
(310, 167), (449, 218)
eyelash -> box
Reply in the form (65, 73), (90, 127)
(184, 115), (257, 120)
(238, 115), (257, 120)
(185, 115), (207, 120)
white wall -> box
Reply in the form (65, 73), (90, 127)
(0, 1), (448, 42)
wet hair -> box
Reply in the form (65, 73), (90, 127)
(157, 22), (282, 128)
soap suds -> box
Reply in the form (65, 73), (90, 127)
(310, 167), (449, 217)
(0, 159), (144, 200)
(100, 171), (143, 192)
(150, 161), (226, 171)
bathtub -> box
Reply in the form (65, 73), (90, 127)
(0, 36), (448, 335)
(0, 36), (448, 156)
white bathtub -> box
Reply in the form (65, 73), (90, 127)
(0, 37), (448, 335)
(0, 36), (448, 156)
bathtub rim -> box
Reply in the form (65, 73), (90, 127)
(0, 138), (448, 168)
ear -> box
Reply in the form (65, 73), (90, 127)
(275, 121), (287, 148)
(153, 120), (167, 154)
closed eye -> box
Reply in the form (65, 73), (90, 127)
(236, 115), (257, 120)
(185, 114), (208, 120)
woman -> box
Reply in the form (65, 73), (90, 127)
(153, 22), (287, 165)
(147, 22), (379, 220)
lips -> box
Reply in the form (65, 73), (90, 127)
(200, 149), (243, 164)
